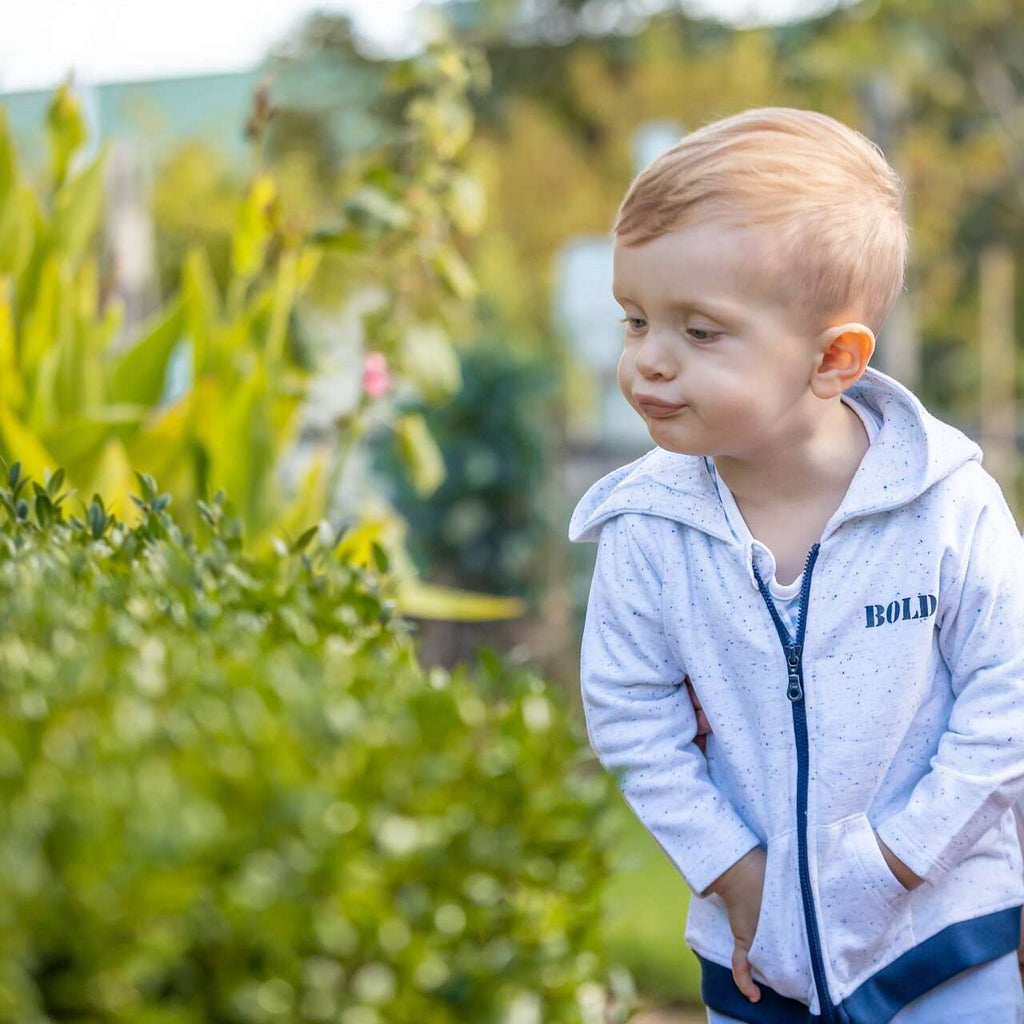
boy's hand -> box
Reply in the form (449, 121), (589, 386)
(1018, 908), (1024, 984)
(684, 676), (713, 754)
(688, 682), (927, 979)
(706, 845), (766, 1003)
(873, 829), (925, 890)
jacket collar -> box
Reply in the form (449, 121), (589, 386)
(567, 365), (983, 588)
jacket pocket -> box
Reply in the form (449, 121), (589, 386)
(816, 812), (913, 992)
(745, 827), (814, 1002)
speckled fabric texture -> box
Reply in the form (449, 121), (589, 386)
(705, 391), (883, 637)
(568, 365), (1024, 1017)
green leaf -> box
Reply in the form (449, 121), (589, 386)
(371, 540), (389, 574)
(445, 170), (486, 235)
(231, 174), (276, 282)
(0, 109), (32, 277)
(431, 244), (477, 300)
(50, 148), (107, 269)
(21, 253), (64, 381)
(394, 411), (446, 498)
(0, 402), (58, 484)
(199, 364), (269, 529)
(399, 321), (462, 403)
(292, 525), (317, 553)
(46, 82), (87, 190)
(107, 299), (185, 406)
(45, 467), (64, 497)
(182, 246), (221, 378)
(406, 93), (474, 160)
(42, 405), (146, 469)
(344, 187), (413, 231)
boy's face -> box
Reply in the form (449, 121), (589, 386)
(612, 218), (828, 459)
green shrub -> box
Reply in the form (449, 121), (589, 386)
(0, 464), (625, 1024)
(368, 336), (558, 604)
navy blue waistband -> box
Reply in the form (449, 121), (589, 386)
(698, 904), (1022, 1024)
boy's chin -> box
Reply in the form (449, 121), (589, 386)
(650, 438), (705, 456)
(642, 416), (708, 456)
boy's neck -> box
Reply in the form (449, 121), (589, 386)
(710, 397), (870, 510)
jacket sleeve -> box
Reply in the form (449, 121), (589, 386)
(875, 467), (1024, 886)
(579, 512), (761, 897)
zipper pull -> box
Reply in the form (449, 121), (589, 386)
(787, 671), (803, 702)
(786, 647), (803, 701)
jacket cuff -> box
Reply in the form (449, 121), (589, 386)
(873, 814), (947, 887)
(688, 825), (763, 898)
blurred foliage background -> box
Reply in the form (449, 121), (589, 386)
(2, 0), (1023, 1017)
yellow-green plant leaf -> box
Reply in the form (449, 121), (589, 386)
(42, 405), (145, 469)
(72, 293), (127, 420)
(26, 347), (60, 433)
(445, 170), (486, 235)
(88, 294), (125, 361)
(0, 106), (16, 198)
(296, 246), (322, 289)
(86, 437), (137, 524)
(12, 189), (47, 321)
(231, 173), (276, 282)
(107, 298), (184, 405)
(333, 516), (392, 570)
(0, 283), (25, 413)
(393, 577), (526, 621)
(267, 387), (305, 448)
(22, 254), (73, 433)
(199, 364), (269, 528)
(182, 245), (220, 377)
(0, 401), (58, 484)
(126, 389), (194, 487)
(46, 81), (87, 191)
(406, 93), (473, 161)
(75, 255), (99, 321)
(249, 445), (329, 559)
(431, 244), (477, 300)
(21, 253), (63, 380)
(51, 258), (103, 419)
(50, 147), (107, 268)
(0, 112), (32, 276)
(394, 411), (446, 497)
(399, 321), (462, 403)
(262, 251), (296, 365)
(344, 186), (413, 231)
(0, 181), (33, 277)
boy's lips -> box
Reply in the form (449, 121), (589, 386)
(636, 397), (687, 417)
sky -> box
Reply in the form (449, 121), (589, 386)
(0, 0), (845, 95)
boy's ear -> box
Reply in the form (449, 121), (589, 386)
(810, 321), (875, 399)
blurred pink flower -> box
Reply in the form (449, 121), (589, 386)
(362, 350), (391, 398)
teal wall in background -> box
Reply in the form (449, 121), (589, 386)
(0, 69), (265, 175)
(1, 45), (391, 180)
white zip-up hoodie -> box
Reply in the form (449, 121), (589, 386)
(568, 365), (1024, 1023)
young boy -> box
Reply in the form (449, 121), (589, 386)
(568, 107), (1024, 1023)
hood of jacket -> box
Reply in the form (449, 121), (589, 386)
(567, 365), (983, 590)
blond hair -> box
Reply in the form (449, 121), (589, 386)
(611, 107), (909, 337)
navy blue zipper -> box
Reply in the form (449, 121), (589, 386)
(751, 541), (838, 1023)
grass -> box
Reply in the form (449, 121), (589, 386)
(599, 805), (706, 1007)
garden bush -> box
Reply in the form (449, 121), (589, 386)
(0, 464), (627, 1024)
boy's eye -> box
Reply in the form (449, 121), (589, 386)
(687, 327), (718, 342)
(618, 317), (718, 343)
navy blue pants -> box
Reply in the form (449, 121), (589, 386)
(706, 950), (1023, 1023)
